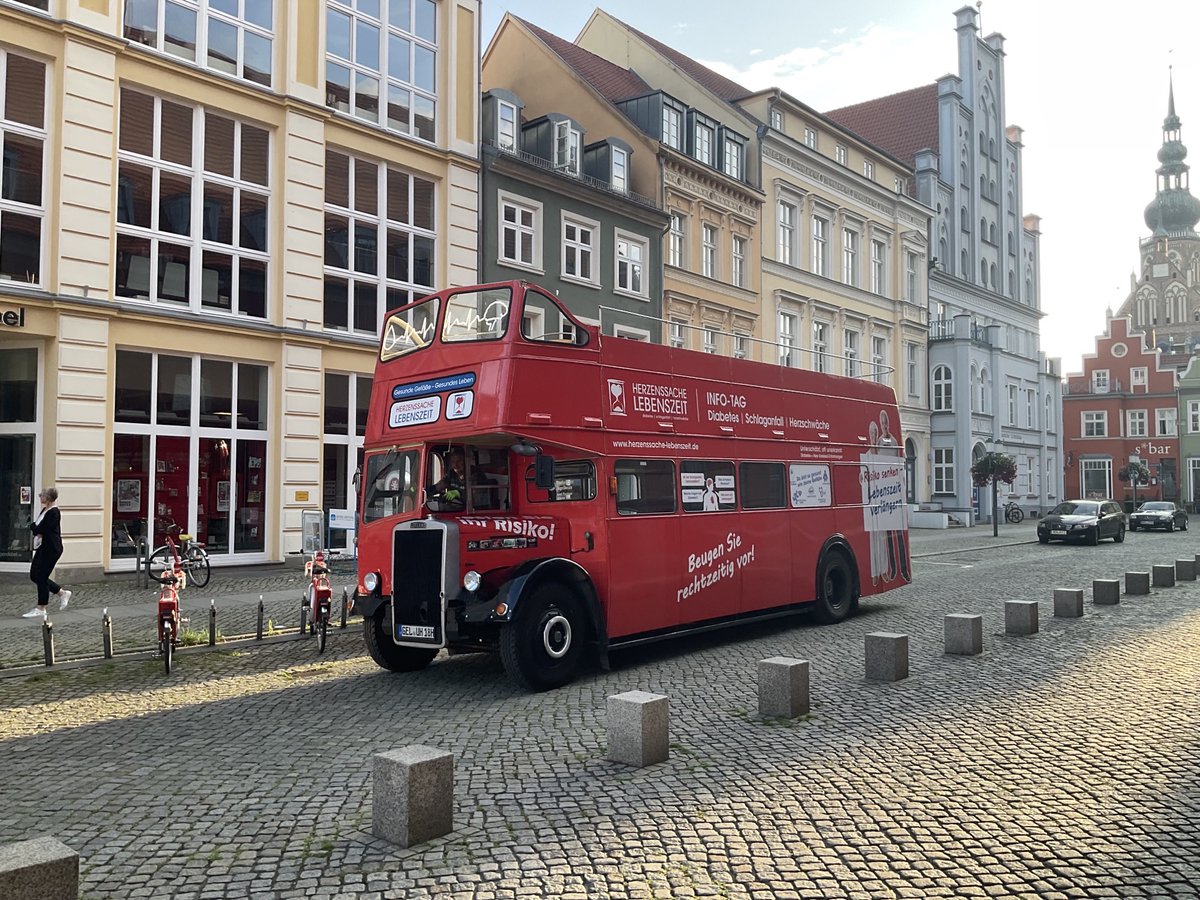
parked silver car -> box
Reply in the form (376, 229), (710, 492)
(1128, 501), (1189, 532)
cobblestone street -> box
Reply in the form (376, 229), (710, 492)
(1, 524), (1199, 898)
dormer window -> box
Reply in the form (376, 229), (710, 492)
(611, 146), (628, 193)
(662, 103), (683, 150)
(804, 127), (817, 149)
(497, 100), (517, 152)
(694, 121), (714, 166)
(554, 119), (580, 175)
(863, 159), (875, 179)
(770, 108), (783, 130)
(723, 135), (743, 180)
(835, 144), (847, 166)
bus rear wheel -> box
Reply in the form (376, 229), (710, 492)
(811, 549), (857, 624)
(500, 584), (584, 691)
(363, 606), (438, 672)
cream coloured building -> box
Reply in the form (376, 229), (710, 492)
(0, 0), (480, 576)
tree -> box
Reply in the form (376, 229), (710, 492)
(971, 451), (1018, 537)
(1118, 461), (1151, 508)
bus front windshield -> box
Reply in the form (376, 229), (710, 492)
(362, 449), (421, 522)
(441, 287), (512, 343)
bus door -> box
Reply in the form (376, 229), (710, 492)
(734, 461), (793, 615)
(674, 460), (742, 624)
(786, 460), (835, 603)
(605, 458), (681, 638)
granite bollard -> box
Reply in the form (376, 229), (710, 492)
(0, 837), (79, 900)
(1176, 558), (1196, 581)
(1152, 564), (1176, 588)
(865, 632), (909, 681)
(943, 614), (983, 656)
(607, 691), (669, 767)
(1053, 588), (1084, 618)
(372, 746), (453, 848)
(1005, 600), (1039, 635)
(1092, 579), (1121, 605)
(1125, 572), (1151, 595)
(758, 657), (810, 718)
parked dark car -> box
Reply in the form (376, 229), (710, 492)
(1128, 501), (1189, 532)
(1037, 500), (1126, 545)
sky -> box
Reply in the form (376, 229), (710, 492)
(481, 0), (1200, 376)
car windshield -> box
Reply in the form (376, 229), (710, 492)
(1138, 502), (1173, 511)
(1051, 501), (1099, 517)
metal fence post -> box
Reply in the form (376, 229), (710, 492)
(256, 597), (264, 640)
(208, 599), (217, 646)
(299, 600), (308, 636)
(42, 619), (55, 666)
(340, 587), (348, 629)
(101, 609), (113, 659)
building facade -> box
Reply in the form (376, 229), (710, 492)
(1063, 315), (1178, 506)
(0, 0), (480, 576)
(828, 5), (1062, 524)
(1176, 355), (1200, 509)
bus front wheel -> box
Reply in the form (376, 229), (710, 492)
(811, 549), (857, 624)
(363, 607), (438, 672)
(500, 584), (584, 691)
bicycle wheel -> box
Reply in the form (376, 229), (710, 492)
(148, 545), (174, 578)
(162, 622), (174, 676)
(317, 609), (328, 654)
(186, 549), (211, 588)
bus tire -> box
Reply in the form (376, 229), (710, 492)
(363, 606), (437, 673)
(811, 548), (856, 625)
(500, 583), (584, 691)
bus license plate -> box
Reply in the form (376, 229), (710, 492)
(1051, 530), (1067, 536)
(399, 624), (435, 639)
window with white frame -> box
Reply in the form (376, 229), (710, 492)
(906, 342), (919, 398)
(905, 251), (918, 301)
(1190, 400), (1200, 433)
(933, 447), (954, 494)
(0, 49), (46, 286)
(669, 317), (686, 349)
(324, 0), (436, 139)
(1082, 411), (1107, 437)
(10, 0), (50, 9)
(895, 176), (904, 192)
(1081, 458), (1111, 500)
(870, 239), (885, 294)
(1007, 383), (1017, 425)
(554, 120), (581, 175)
(323, 148), (436, 334)
(1092, 369), (1109, 392)
(1045, 394), (1054, 432)
(777, 200), (794, 265)
(498, 194), (539, 270)
(932, 365), (952, 411)
(803, 126), (816, 149)
(694, 121), (714, 166)
(732, 235), (746, 288)
(612, 323), (648, 341)
(615, 231), (646, 297)
(835, 144), (847, 165)
(1027, 389), (1036, 428)
(863, 159), (875, 179)
(562, 214), (595, 283)
(843, 328), (860, 377)
(723, 136), (743, 180)
(611, 147), (628, 193)
(813, 320), (829, 373)
(668, 212), (684, 268)
(125, 0), (274, 87)
(116, 88), (272, 318)
(661, 103), (682, 150)
(1127, 409), (1147, 437)
(778, 312), (796, 367)
(496, 99), (517, 151)
(769, 108), (783, 130)
(703, 327), (718, 355)
(701, 223), (717, 279)
(1158, 407), (1177, 436)
(841, 228), (858, 286)
(811, 215), (828, 276)
(733, 333), (748, 359)
(871, 335), (887, 384)
(1131, 367), (1148, 387)
(323, 371), (371, 549)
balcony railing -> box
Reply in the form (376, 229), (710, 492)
(928, 318), (994, 347)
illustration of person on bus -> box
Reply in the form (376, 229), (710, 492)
(702, 477), (720, 511)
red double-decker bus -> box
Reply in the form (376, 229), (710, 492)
(354, 280), (910, 690)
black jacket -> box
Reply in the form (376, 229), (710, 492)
(31, 506), (63, 558)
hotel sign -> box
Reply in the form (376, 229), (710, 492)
(1, 307), (26, 328)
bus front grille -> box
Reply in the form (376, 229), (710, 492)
(392, 528), (445, 646)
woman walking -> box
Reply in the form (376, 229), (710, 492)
(23, 487), (71, 619)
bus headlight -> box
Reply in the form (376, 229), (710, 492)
(463, 570), (482, 593)
(363, 572), (380, 593)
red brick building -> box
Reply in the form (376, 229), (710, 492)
(1062, 315), (1179, 505)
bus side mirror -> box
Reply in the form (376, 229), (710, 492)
(534, 454), (555, 490)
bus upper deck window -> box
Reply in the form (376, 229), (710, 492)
(442, 287), (512, 343)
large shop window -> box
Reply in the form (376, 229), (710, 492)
(323, 372), (370, 550)
(324, 149), (435, 335)
(112, 349), (269, 560)
(124, 0), (274, 87)
(0, 51), (47, 286)
(116, 88), (270, 318)
(0, 347), (38, 563)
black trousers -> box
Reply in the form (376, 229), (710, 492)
(30, 550), (62, 607)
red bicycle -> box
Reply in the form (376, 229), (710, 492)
(149, 518), (211, 588)
(304, 549), (334, 654)
(156, 564), (186, 675)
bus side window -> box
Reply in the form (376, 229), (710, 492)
(680, 460), (736, 512)
(614, 459), (676, 516)
(740, 462), (787, 509)
(526, 460), (596, 503)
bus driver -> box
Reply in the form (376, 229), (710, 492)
(432, 448), (467, 504)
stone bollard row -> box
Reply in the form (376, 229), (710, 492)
(1053, 588), (1084, 619)
(1152, 564), (1176, 588)
(758, 657), (809, 717)
(1005, 600), (1038, 635)
(944, 614), (983, 656)
(1126, 571), (1151, 595)
(607, 691), (669, 767)
(1093, 579), (1121, 605)
(1176, 559), (1197, 582)
(372, 746), (454, 848)
(865, 632), (909, 681)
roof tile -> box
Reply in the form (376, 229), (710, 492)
(825, 84), (940, 168)
(617, 20), (750, 102)
(517, 17), (650, 103)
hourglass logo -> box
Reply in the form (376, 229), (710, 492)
(608, 379), (627, 416)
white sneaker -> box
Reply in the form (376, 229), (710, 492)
(58, 590), (72, 611)
(21, 607), (46, 619)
